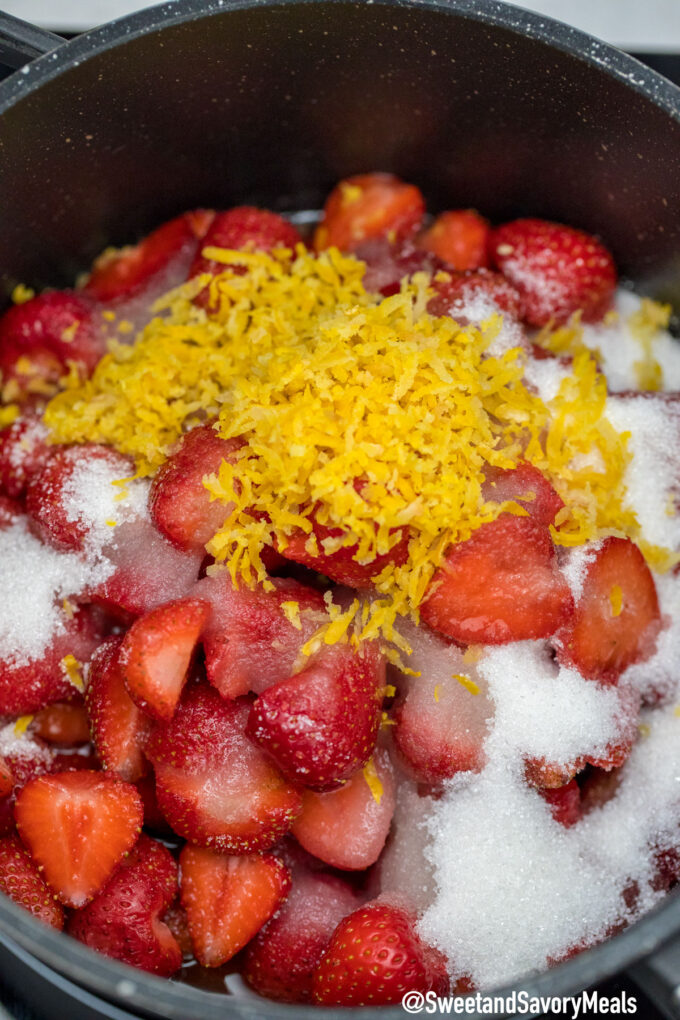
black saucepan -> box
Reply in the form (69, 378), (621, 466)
(0, 2), (680, 1017)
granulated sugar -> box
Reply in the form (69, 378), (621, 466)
(61, 456), (150, 552)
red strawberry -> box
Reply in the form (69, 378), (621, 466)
(0, 495), (22, 527)
(314, 174), (425, 252)
(428, 268), (522, 320)
(0, 291), (103, 394)
(277, 522), (410, 589)
(421, 516), (573, 644)
(391, 622), (493, 783)
(489, 218), (617, 327)
(244, 867), (361, 1003)
(149, 423), (244, 550)
(86, 636), (153, 781)
(84, 210), (214, 302)
(352, 237), (445, 297)
(180, 845), (290, 966)
(292, 748), (395, 870)
(556, 537), (661, 683)
(33, 698), (91, 746)
(69, 834), (181, 975)
(189, 207), (302, 280)
(540, 780), (581, 828)
(146, 685), (301, 853)
(134, 772), (172, 835)
(0, 756), (13, 798)
(195, 573), (326, 699)
(120, 597), (210, 722)
(247, 640), (385, 789)
(482, 462), (564, 528)
(161, 902), (193, 958)
(15, 770), (142, 907)
(313, 901), (449, 1005)
(0, 833), (64, 929)
(0, 409), (51, 498)
(418, 209), (490, 271)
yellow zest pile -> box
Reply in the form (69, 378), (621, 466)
(44, 245), (660, 643)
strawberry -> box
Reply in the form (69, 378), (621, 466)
(69, 834), (182, 975)
(0, 756), (13, 798)
(313, 901), (449, 1005)
(180, 845), (290, 966)
(33, 698), (91, 746)
(314, 173), (425, 252)
(149, 423), (244, 551)
(84, 210), (214, 302)
(15, 770), (143, 907)
(556, 537), (661, 683)
(120, 597), (210, 722)
(428, 268), (522, 320)
(189, 207), (302, 280)
(421, 515), (573, 644)
(134, 772), (173, 835)
(0, 495), (22, 527)
(247, 640), (385, 789)
(195, 573), (326, 699)
(353, 237), (445, 297)
(418, 209), (490, 271)
(0, 291), (103, 395)
(291, 748), (395, 870)
(482, 462), (564, 528)
(0, 409), (51, 498)
(0, 833), (64, 929)
(390, 622), (493, 783)
(161, 902), (193, 958)
(489, 218), (617, 327)
(540, 780), (581, 828)
(86, 637), (153, 782)
(146, 685), (301, 852)
(244, 867), (361, 1003)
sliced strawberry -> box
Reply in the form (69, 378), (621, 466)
(86, 637), (153, 781)
(421, 515), (573, 644)
(0, 756), (13, 798)
(353, 236), (445, 297)
(180, 845), (290, 966)
(276, 517), (410, 588)
(134, 772), (173, 835)
(0, 833), (64, 929)
(189, 207), (302, 280)
(0, 409), (51, 498)
(247, 640), (385, 789)
(69, 833), (181, 975)
(540, 780), (581, 828)
(418, 209), (490, 271)
(84, 210), (214, 302)
(33, 698), (91, 746)
(244, 868), (361, 1003)
(390, 623), (493, 783)
(149, 423), (244, 551)
(15, 770), (142, 907)
(314, 173), (425, 252)
(0, 291), (103, 394)
(428, 268), (522, 320)
(556, 537), (661, 683)
(292, 748), (395, 870)
(147, 685), (301, 852)
(313, 901), (449, 1005)
(120, 597), (209, 722)
(489, 218), (617, 327)
(195, 573), (326, 699)
(162, 902), (193, 959)
(482, 462), (564, 528)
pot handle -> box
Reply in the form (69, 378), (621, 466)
(0, 9), (63, 73)
(628, 936), (680, 1019)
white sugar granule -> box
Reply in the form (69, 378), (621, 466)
(623, 569), (680, 705)
(523, 352), (572, 404)
(557, 542), (603, 603)
(0, 722), (52, 765)
(61, 458), (150, 552)
(8, 417), (48, 470)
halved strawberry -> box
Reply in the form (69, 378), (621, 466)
(428, 268), (522, 320)
(86, 637), (153, 781)
(149, 423), (244, 551)
(84, 210), (214, 302)
(0, 409), (51, 498)
(0, 291), (103, 394)
(313, 901), (449, 1005)
(33, 698), (91, 746)
(292, 748), (395, 870)
(120, 597), (209, 721)
(540, 780), (581, 828)
(147, 685), (301, 852)
(195, 573), (326, 699)
(489, 218), (617, 327)
(0, 833), (64, 929)
(180, 845), (290, 967)
(421, 515), (573, 644)
(482, 463), (564, 528)
(556, 537), (661, 683)
(15, 770), (142, 907)
(69, 833), (181, 975)
(247, 640), (385, 789)
(314, 174), (425, 252)
(418, 209), (490, 271)
(189, 207), (302, 280)
(244, 867), (361, 1003)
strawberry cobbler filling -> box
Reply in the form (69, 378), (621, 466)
(0, 174), (679, 1004)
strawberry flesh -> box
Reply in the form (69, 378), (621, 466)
(482, 462), (564, 528)
(540, 780), (582, 828)
(314, 173), (425, 252)
(0, 833), (64, 929)
(33, 698), (91, 746)
(418, 209), (490, 271)
(276, 517), (410, 588)
(0, 409), (51, 498)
